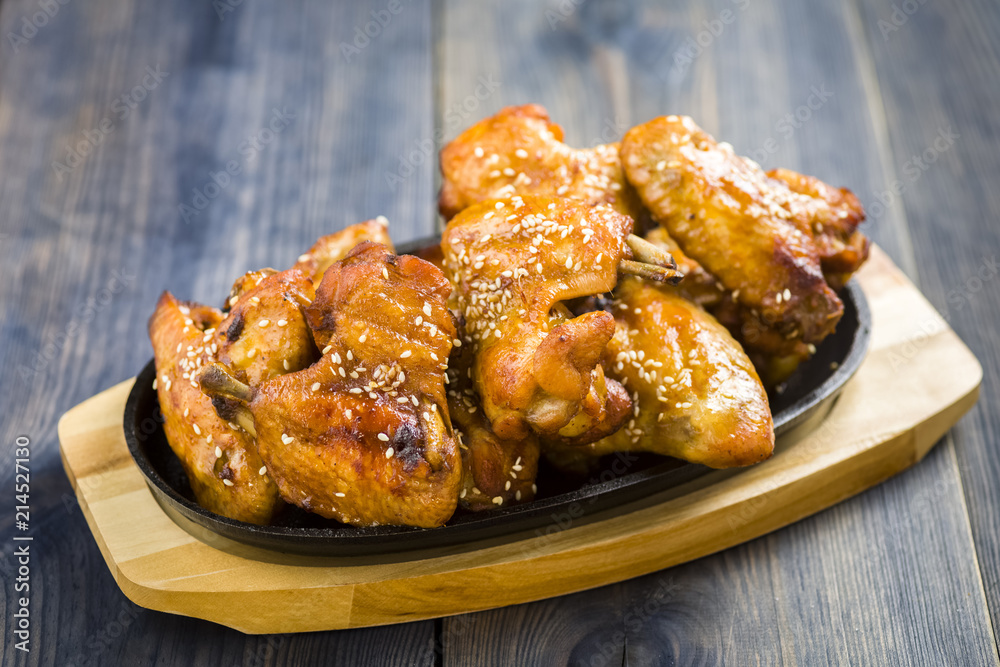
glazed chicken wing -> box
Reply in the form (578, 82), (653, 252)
(548, 278), (774, 469)
(291, 218), (394, 286)
(200, 242), (462, 528)
(766, 168), (868, 289)
(447, 341), (539, 510)
(439, 104), (646, 224)
(149, 294), (282, 525)
(621, 115), (856, 346)
(215, 268), (319, 388)
(441, 195), (678, 446)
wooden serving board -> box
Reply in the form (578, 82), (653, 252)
(58, 246), (981, 634)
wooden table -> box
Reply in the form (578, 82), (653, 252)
(2, 0), (998, 664)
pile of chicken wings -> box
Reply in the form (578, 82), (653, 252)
(150, 106), (868, 528)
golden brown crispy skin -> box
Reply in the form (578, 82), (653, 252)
(149, 293), (282, 524)
(442, 195), (633, 445)
(766, 168), (869, 289)
(291, 218), (394, 286)
(621, 115), (845, 346)
(548, 278), (774, 469)
(447, 341), (539, 510)
(219, 242), (462, 528)
(215, 269), (318, 388)
(439, 104), (646, 224)
(642, 228), (809, 386)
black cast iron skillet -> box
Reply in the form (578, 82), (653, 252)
(124, 246), (870, 560)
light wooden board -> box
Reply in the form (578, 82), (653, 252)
(56, 246), (981, 634)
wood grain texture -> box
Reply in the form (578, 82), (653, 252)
(56, 249), (982, 647)
(851, 0), (1000, 640)
(2, 0), (999, 663)
(434, 1), (999, 665)
(0, 0), (437, 664)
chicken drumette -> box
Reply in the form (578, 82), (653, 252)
(154, 265), (321, 522)
(547, 278), (774, 470)
(441, 195), (679, 446)
(292, 218), (394, 287)
(439, 104), (647, 224)
(200, 242), (462, 528)
(621, 115), (868, 360)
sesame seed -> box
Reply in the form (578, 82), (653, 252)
(400, 350), (412, 358)
(423, 302), (432, 317)
(281, 433), (294, 444)
(492, 496), (503, 505)
(349, 387), (362, 394)
(784, 288), (792, 301)
(152, 379), (157, 390)
(283, 359), (290, 370)
(247, 348), (257, 358)
(656, 160), (667, 171)
(311, 382), (321, 392)
(223, 479), (234, 487)
(347, 350), (353, 360)
(298, 253), (311, 263)
(474, 146), (484, 157)
(385, 447), (395, 458)
(259, 466), (267, 475)
(516, 490), (522, 501)
(183, 407), (189, 417)
(258, 319), (270, 327)
(495, 202), (505, 209)
(359, 334), (367, 343)
(335, 492), (346, 498)
(515, 148), (528, 158)
(193, 424), (202, 435)
(505, 481), (511, 490)
(378, 433), (390, 442)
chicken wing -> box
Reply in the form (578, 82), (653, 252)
(766, 168), (868, 289)
(441, 195), (678, 446)
(447, 341), (539, 510)
(439, 104), (647, 224)
(214, 268), (318, 388)
(548, 278), (774, 469)
(149, 293), (282, 525)
(621, 115), (852, 346)
(200, 242), (462, 528)
(291, 218), (394, 287)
